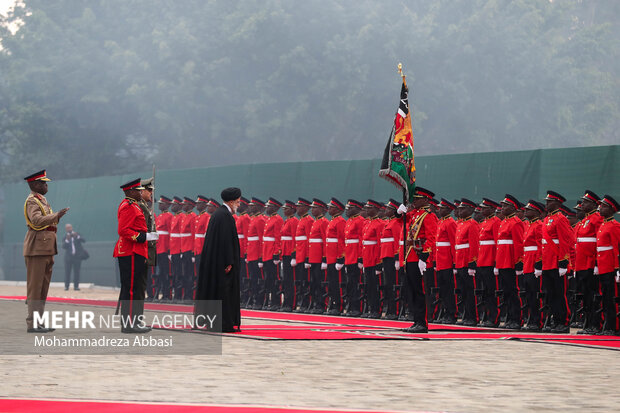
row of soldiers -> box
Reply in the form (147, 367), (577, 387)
(148, 187), (620, 335)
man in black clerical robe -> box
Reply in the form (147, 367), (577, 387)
(194, 187), (242, 333)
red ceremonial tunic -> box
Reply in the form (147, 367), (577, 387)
(193, 212), (210, 255)
(308, 216), (329, 264)
(281, 216), (299, 257)
(295, 214), (315, 263)
(155, 211), (172, 254)
(362, 217), (384, 267)
(113, 197), (148, 258)
(262, 214), (283, 259)
(235, 213), (251, 258)
(541, 210), (575, 270)
(434, 215), (456, 271)
(574, 211), (604, 271)
(454, 217), (479, 269)
(478, 216), (500, 267)
(522, 219), (543, 273)
(495, 214), (525, 269)
(596, 217), (620, 274)
(180, 212), (196, 253)
(246, 214), (266, 262)
(325, 215), (346, 264)
(380, 217), (402, 260)
(169, 213), (183, 255)
(403, 207), (438, 263)
(344, 215), (366, 265)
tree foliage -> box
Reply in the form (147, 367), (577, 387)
(0, 0), (618, 181)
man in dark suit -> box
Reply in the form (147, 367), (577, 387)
(62, 223), (86, 291)
(195, 187), (242, 333)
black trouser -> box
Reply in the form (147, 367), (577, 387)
(524, 273), (542, 327)
(326, 263), (342, 311)
(424, 267), (438, 320)
(478, 266), (499, 325)
(382, 257), (397, 315)
(436, 268), (457, 321)
(405, 262), (427, 326)
(156, 253), (172, 300)
(499, 268), (521, 324)
(345, 264), (361, 313)
(118, 254), (147, 328)
(599, 272), (619, 331)
(146, 265), (157, 299)
(282, 256), (295, 308)
(296, 264), (311, 310)
(365, 266), (381, 314)
(64, 257), (81, 289)
(310, 263), (326, 310)
(263, 260), (279, 307)
(171, 253), (183, 300)
(575, 269), (597, 328)
(456, 267), (477, 322)
(180, 252), (194, 300)
(239, 256), (249, 303)
(542, 268), (569, 327)
(248, 260), (263, 306)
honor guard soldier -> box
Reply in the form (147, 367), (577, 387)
(522, 200), (545, 331)
(362, 200), (384, 318)
(280, 200), (299, 311)
(246, 198), (266, 309)
(380, 199), (403, 319)
(434, 199), (458, 324)
(235, 197), (251, 306)
(477, 198), (501, 327)
(496, 194), (526, 329)
(293, 198), (314, 312)
(325, 198), (346, 315)
(574, 190), (603, 334)
(595, 195), (620, 335)
(343, 200), (366, 316)
(155, 196), (173, 301)
(23, 170), (69, 332)
(139, 178), (157, 301)
(402, 187), (438, 333)
(169, 197), (184, 301)
(560, 205), (579, 227)
(308, 199), (329, 313)
(179, 197), (197, 301)
(262, 198), (284, 310)
(114, 179), (156, 333)
(454, 198), (480, 326)
(193, 195), (211, 295)
(541, 190), (575, 333)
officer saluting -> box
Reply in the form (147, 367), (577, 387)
(23, 170), (69, 332)
(113, 178), (158, 333)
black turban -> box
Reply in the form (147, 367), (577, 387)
(221, 187), (242, 202)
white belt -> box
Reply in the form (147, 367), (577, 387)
(309, 238), (323, 243)
(180, 233), (192, 237)
(498, 240), (513, 245)
(436, 242), (451, 247)
(247, 236), (260, 241)
(281, 236), (293, 241)
(597, 246), (613, 252)
(345, 239), (359, 244)
(195, 234), (205, 238)
(380, 237), (394, 243)
(326, 238), (339, 243)
(542, 239), (559, 245)
(363, 240), (377, 245)
(577, 237), (597, 243)
(263, 236), (276, 241)
(170, 234), (181, 238)
(157, 231), (169, 235)
(480, 240), (496, 245)
(295, 236), (308, 241)
(238, 235), (245, 239)
(455, 243), (469, 250)
(524, 246), (538, 252)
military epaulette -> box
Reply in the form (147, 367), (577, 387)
(505, 212), (516, 219)
(604, 216), (615, 222)
(125, 197), (136, 204)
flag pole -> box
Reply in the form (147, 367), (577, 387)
(398, 63), (408, 316)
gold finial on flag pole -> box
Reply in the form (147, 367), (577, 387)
(398, 62), (407, 86)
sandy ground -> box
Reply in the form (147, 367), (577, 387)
(1, 284), (619, 413)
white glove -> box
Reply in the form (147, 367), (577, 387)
(616, 271), (620, 283)
(395, 261), (400, 271)
(304, 263), (311, 269)
(453, 269), (457, 275)
(335, 263), (344, 271)
(516, 270), (523, 276)
(180, 253), (183, 259)
(559, 267), (568, 276)
(146, 232), (159, 241)
(258, 262), (263, 268)
(245, 258), (248, 263)
(167, 254), (172, 260)
(493, 268), (499, 276)
(274, 260), (280, 265)
(321, 262), (327, 270)
(397, 204), (408, 214)
(290, 258), (297, 267)
(375, 270), (382, 275)
(594, 266), (599, 275)
(534, 269), (542, 277)
(468, 268), (476, 277)
(357, 262), (363, 270)
(192, 257), (195, 263)
(418, 260), (427, 274)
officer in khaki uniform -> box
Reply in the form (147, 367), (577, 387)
(139, 178), (158, 300)
(23, 170), (69, 332)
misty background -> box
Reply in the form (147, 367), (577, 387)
(0, 0), (618, 182)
